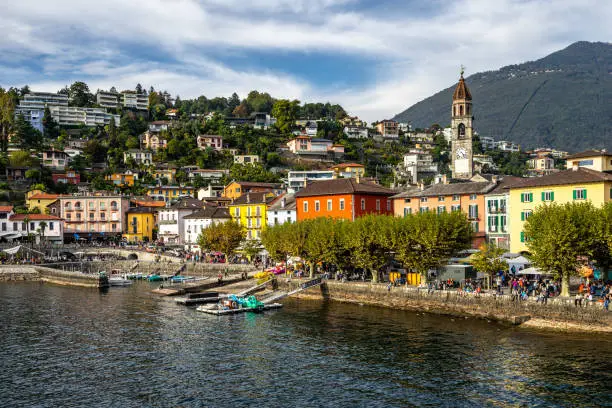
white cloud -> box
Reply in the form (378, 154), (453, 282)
(1, 0), (612, 121)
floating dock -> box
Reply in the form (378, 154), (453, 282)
(174, 292), (221, 305)
(197, 303), (283, 315)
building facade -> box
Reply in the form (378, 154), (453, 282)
(197, 135), (223, 151)
(267, 194), (297, 226)
(450, 72), (474, 179)
(123, 207), (157, 243)
(157, 198), (203, 244)
(229, 192), (274, 240)
(183, 206), (231, 252)
(58, 194), (129, 240)
(223, 181), (283, 200)
(287, 170), (335, 193)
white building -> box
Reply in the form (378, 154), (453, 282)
(398, 122), (411, 132)
(287, 170), (335, 193)
(343, 126), (368, 139)
(267, 194), (296, 226)
(124, 149), (153, 165)
(234, 155), (260, 165)
(183, 206), (231, 252)
(157, 198), (203, 245)
(442, 127), (453, 144)
(496, 140), (520, 152)
(402, 151), (438, 184)
(96, 90), (148, 111)
(197, 185), (224, 200)
(484, 177), (519, 250)
(188, 169), (228, 184)
(480, 136), (496, 151)
(49, 106), (120, 127)
(0, 206), (64, 244)
(15, 92), (69, 133)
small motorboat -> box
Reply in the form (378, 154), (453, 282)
(109, 276), (132, 286)
(170, 275), (195, 283)
(147, 274), (163, 282)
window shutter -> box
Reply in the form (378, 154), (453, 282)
(521, 212), (524, 221)
(550, 191), (554, 201)
(529, 193), (533, 202)
(474, 205), (478, 218)
(541, 192), (545, 201)
(495, 216), (499, 226)
(583, 189), (587, 200)
(520, 194), (524, 203)
(573, 190), (577, 200)
(520, 232), (524, 242)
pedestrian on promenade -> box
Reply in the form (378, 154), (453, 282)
(387, 282), (392, 292)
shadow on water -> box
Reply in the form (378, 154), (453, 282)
(0, 283), (610, 408)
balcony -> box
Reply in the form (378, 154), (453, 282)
(158, 220), (177, 225)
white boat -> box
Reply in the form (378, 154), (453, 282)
(109, 276), (132, 286)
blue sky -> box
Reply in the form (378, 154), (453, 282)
(1, 0), (610, 121)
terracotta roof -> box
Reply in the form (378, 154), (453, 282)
(132, 199), (166, 208)
(126, 207), (158, 214)
(9, 214), (62, 221)
(168, 198), (204, 210)
(229, 181), (282, 188)
(390, 187), (422, 199)
(333, 163), (364, 168)
(0, 206), (14, 212)
(232, 192), (276, 205)
(396, 181), (496, 198)
(28, 193), (61, 200)
(486, 176), (523, 195)
(452, 75), (472, 101)
(506, 168), (612, 189)
(295, 178), (395, 198)
(183, 206), (231, 220)
(565, 149), (612, 159)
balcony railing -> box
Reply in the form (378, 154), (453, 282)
(158, 220), (177, 225)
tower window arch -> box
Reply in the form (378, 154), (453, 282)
(459, 105), (464, 116)
(458, 123), (466, 139)
(466, 105), (470, 115)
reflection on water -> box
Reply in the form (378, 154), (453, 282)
(0, 282), (610, 407)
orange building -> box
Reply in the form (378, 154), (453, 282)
(391, 181), (496, 248)
(223, 181), (283, 200)
(295, 178), (395, 221)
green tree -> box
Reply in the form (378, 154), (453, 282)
(272, 99), (299, 134)
(68, 81), (94, 107)
(0, 88), (16, 151)
(260, 223), (292, 262)
(42, 106), (59, 138)
(470, 243), (508, 289)
(38, 221), (47, 244)
(13, 114), (43, 149)
(197, 220), (246, 257)
(242, 240), (263, 263)
(229, 163), (279, 183)
(524, 202), (600, 296)
(345, 215), (394, 283)
(9, 151), (39, 168)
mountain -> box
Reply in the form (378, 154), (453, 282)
(393, 41), (612, 152)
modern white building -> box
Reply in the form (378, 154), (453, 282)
(402, 151), (438, 184)
(267, 194), (296, 226)
(480, 136), (496, 151)
(15, 92), (69, 133)
(49, 106), (120, 127)
(343, 126), (368, 139)
(96, 90), (148, 110)
(157, 198), (203, 245)
(287, 170), (335, 193)
(183, 206), (231, 252)
(234, 155), (260, 165)
(496, 140), (520, 152)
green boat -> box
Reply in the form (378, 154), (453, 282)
(148, 274), (163, 282)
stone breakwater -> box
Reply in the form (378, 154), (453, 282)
(277, 280), (612, 333)
(0, 265), (106, 288)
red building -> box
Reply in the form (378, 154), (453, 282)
(52, 171), (80, 185)
(295, 178), (395, 221)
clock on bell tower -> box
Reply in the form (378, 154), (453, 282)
(450, 68), (474, 179)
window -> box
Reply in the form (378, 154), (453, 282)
(21, 223), (26, 231)
(315, 201), (320, 212)
(520, 210), (532, 221)
(100, 213), (105, 221)
(361, 199), (366, 210)
(573, 189), (587, 200)
(247, 219), (252, 228)
(256, 219), (261, 228)
(327, 200), (332, 211)
(30, 222), (35, 231)
(376, 200), (380, 211)
(488, 216), (498, 232)
(578, 159), (593, 166)
(452, 195), (460, 201)
(111, 201), (118, 210)
(235, 208), (240, 217)
(487, 199), (498, 213)
(437, 206), (445, 214)
(1, 223), (5, 232)
(404, 208), (411, 216)
(247, 207), (251, 217)
(76, 213), (81, 221)
(386, 200), (391, 211)
(469, 194), (477, 200)
(420, 207), (428, 213)
(420, 197), (428, 203)
(256, 207), (261, 216)
(89, 213), (94, 220)
(451, 204), (461, 212)
(404, 198), (411, 203)
(12, 222), (17, 231)
(303, 201), (308, 212)
(542, 191), (554, 202)
(468, 204), (479, 219)
(520, 231), (525, 243)
(471, 221), (479, 232)
(51, 208), (56, 214)
(339, 199), (345, 210)
(520, 192), (533, 203)
(438, 196), (445, 202)
(89, 202), (94, 210)
(500, 216), (507, 232)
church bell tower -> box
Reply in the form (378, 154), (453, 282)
(451, 68), (474, 179)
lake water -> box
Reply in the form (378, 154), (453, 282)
(0, 282), (610, 408)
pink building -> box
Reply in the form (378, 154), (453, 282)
(197, 135), (223, 151)
(286, 136), (344, 158)
(58, 194), (129, 240)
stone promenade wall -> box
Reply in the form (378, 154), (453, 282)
(83, 261), (257, 276)
(278, 280), (612, 331)
(0, 265), (39, 281)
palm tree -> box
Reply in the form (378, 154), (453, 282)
(22, 214), (30, 244)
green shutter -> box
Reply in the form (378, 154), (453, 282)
(520, 194), (524, 203)
(520, 232), (524, 242)
(521, 212), (524, 221)
(541, 192), (545, 201)
(495, 216), (499, 226)
(583, 189), (587, 200)
(475, 205), (478, 218)
(573, 189), (577, 200)
(550, 191), (554, 201)
(529, 193), (533, 202)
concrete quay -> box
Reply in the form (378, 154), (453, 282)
(0, 265), (108, 288)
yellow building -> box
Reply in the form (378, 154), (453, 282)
(223, 181), (282, 200)
(565, 150), (612, 172)
(330, 163), (365, 179)
(147, 186), (195, 202)
(152, 168), (177, 184)
(123, 207), (157, 242)
(509, 168), (612, 253)
(229, 192), (275, 240)
(106, 171), (138, 187)
(27, 192), (60, 213)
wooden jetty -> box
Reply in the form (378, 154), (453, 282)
(174, 292), (221, 305)
(197, 303), (283, 315)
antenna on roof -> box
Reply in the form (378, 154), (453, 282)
(460, 65), (465, 77)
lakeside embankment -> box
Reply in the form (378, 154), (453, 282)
(0, 265), (106, 288)
(277, 279), (612, 333)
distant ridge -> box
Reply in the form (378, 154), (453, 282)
(393, 41), (612, 152)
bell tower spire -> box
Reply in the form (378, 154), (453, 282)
(451, 69), (474, 179)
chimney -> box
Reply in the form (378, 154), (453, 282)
(281, 198), (286, 208)
(419, 182), (425, 191)
(572, 162), (579, 171)
(491, 175), (499, 184)
(355, 173), (361, 183)
(442, 174), (448, 185)
(246, 193), (250, 203)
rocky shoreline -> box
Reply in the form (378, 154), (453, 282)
(278, 279), (612, 334)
